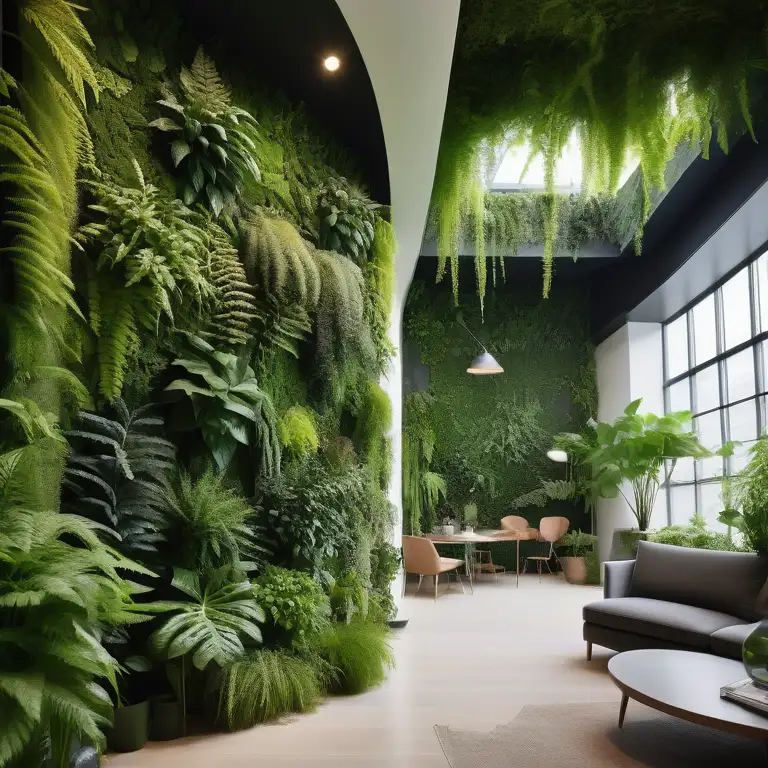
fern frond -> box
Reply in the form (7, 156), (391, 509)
(179, 47), (232, 113)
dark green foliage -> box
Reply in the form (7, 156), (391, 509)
(149, 566), (264, 671)
(77, 163), (215, 400)
(328, 571), (368, 624)
(168, 468), (264, 570)
(62, 399), (175, 557)
(483, 395), (546, 465)
(404, 280), (595, 561)
(151, 49), (260, 216)
(315, 621), (394, 695)
(218, 650), (326, 729)
(317, 177), (379, 265)
(651, 514), (745, 552)
(164, 334), (280, 474)
(252, 566), (330, 649)
(557, 530), (598, 557)
(369, 543), (400, 622)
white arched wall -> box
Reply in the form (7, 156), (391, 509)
(335, 0), (461, 605)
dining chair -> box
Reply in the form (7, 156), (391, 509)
(500, 515), (537, 574)
(524, 516), (569, 582)
(402, 536), (467, 600)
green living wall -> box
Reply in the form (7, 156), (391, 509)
(0, 1), (396, 764)
(403, 273), (595, 569)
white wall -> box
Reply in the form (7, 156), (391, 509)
(594, 322), (665, 564)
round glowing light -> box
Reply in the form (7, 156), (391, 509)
(547, 449), (569, 463)
(324, 55), (341, 72)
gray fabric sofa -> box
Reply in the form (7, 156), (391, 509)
(583, 540), (768, 661)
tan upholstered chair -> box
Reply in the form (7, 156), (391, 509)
(402, 536), (466, 599)
(500, 515), (529, 531)
(524, 516), (569, 582)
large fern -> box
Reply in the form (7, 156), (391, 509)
(62, 399), (175, 557)
(178, 48), (232, 114)
(239, 213), (321, 310)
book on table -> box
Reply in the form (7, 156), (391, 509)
(721, 678), (768, 715)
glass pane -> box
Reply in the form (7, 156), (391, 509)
(725, 348), (756, 404)
(728, 400), (758, 474)
(722, 268), (752, 350)
(692, 294), (717, 365)
(757, 253), (768, 333)
(664, 315), (689, 379)
(695, 411), (724, 479)
(698, 482), (726, 532)
(668, 457), (694, 484)
(667, 379), (691, 413)
(669, 485), (695, 526)
(693, 363), (720, 414)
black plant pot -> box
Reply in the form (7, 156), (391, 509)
(150, 695), (185, 741)
(108, 701), (150, 753)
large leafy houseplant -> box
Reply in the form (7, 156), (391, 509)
(150, 48), (260, 216)
(165, 334), (280, 473)
(581, 400), (727, 531)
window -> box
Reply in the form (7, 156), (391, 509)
(663, 255), (768, 527)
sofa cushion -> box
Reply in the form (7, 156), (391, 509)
(710, 622), (760, 660)
(628, 540), (768, 621)
(583, 597), (746, 649)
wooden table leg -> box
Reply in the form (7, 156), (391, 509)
(516, 539), (520, 587)
(618, 693), (629, 728)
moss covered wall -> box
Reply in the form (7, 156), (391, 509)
(403, 269), (596, 568)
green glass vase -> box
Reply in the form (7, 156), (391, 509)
(742, 620), (768, 687)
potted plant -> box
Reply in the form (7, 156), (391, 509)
(463, 502), (478, 533)
(108, 656), (152, 753)
(557, 530), (598, 584)
(573, 399), (730, 558)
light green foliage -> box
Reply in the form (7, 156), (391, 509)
(239, 213), (321, 309)
(328, 572), (368, 624)
(150, 49), (260, 216)
(315, 621), (394, 695)
(404, 281), (595, 560)
(205, 221), (259, 348)
(252, 566), (330, 649)
(354, 381), (392, 487)
(169, 468), (263, 571)
(218, 650), (326, 730)
(557, 530), (598, 557)
(431, 0), (764, 302)
(651, 514), (745, 553)
(77, 163), (216, 400)
(483, 396), (546, 465)
(365, 218), (397, 371)
(165, 334), (280, 474)
(62, 399), (175, 557)
(279, 406), (319, 458)
(150, 566), (264, 671)
(586, 399), (727, 531)
(317, 176), (379, 265)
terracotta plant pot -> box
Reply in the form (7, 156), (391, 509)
(561, 556), (587, 584)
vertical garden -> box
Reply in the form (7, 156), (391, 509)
(0, 1), (397, 763)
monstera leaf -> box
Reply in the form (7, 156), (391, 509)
(165, 334), (280, 474)
(149, 567), (264, 670)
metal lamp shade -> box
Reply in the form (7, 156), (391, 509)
(546, 449), (569, 463)
(467, 351), (504, 375)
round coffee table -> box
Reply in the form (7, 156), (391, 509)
(608, 649), (768, 747)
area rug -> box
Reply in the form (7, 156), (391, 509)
(435, 702), (765, 767)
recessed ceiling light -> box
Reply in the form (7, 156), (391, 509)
(324, 55), (340, 72)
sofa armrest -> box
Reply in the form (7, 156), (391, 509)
(603, 560), (636, 599)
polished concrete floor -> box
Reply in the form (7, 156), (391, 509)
(106, 573), (617, 767)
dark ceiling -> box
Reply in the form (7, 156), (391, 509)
(182, 0), (390, 205)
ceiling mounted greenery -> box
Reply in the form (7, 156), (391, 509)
(432, 0), (767, 303)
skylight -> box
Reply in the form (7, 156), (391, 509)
(491, 133), (639, 192)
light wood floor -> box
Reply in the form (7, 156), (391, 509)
(106, 573), (618, 767)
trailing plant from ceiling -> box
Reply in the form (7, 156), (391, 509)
(317, 176), (379, 265)
(365, 218), (397, 373)
(431, 0), (766, 302)
(62, 399), (175, 557)
(239, 212), (321, 310)
(77, 161), (215, 400)
(149, 566), (265, 671)
(168, 467), (265, 571)
(150, 48), (260, 216)
(278, 405), (319, 458)
(164, 334), (280, 474)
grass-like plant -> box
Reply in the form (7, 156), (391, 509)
(315, 620), (394, 695)
(218, 650), (327, 730)
(169, 467), (264, 570)
(365, 218), (397, 372)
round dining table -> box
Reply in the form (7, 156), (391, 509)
(426, 528), (539, 588)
